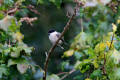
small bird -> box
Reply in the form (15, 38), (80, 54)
(48, 29), (65, 49)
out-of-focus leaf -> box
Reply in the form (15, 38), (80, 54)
(49, 0), (62, 8)
(90, 69), (102, 79)
(13, 32), (24, 42)
(10, 47), (21, 58)
(110, 49), (120, 64)
(0, 64), (9, 78)
(117, 19), (120, 24)
(94, 41), (114, 54)
(84, 0), (111, 7)
(74, 60), (91, 73)
(61, 61), (70, 70)
(62, 49), (74, 57)
(74, 51), (83, 60)
(71, 32), (92, 51)
(0, 15), (15, 31)
(24, 47), (33, 55)
(10, 52), (20, 58)
(3, 48), (10, 56)
(37, 0), (44, 4)
(92, 60), (99, 68)
(98, 0), (111, 5)
(85, 78), (92, 80)
(7, 59), (17, 67)
(17, 63), (29, 74)
(112, 23), (117, 33)
(94, 42), (106, 54)
(74, 61), (81, 69)
(46, 74), (60, 80)
(113, 68), (120, 80)
(8, 58), (26, 67)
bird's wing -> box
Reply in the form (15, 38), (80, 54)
(56, 32), (64, 41)
(56, 32), (61, 38)
(56, 32), (68, 45)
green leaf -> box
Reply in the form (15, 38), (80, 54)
(37, 0), (44, 4)
(3, 48), (10, 56)
(24, 47), (33, 55)
(74, 60), (91, 73)
(49, 0), (62, 8)
(0, 15), (15, 31)
(0, 64), (9, 78)
(7, 58), (27, 67)
(90, 69), (102, 79)
(17, 63), (29, 74)
(7, 59), (17, 67)
(71, 32), (92, 50)
(47, 74), (61, 80)
(110, 49), (120, 64)
(10, 47), (21, 58)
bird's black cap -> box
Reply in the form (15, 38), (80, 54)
(48, 29), (55, 34)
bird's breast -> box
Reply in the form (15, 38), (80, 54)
(49, 33), (62, 44)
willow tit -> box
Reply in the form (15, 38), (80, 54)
(48, 29), (64, 49)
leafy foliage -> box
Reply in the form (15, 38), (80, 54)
(1, 0), (120, 80)
(0, 0), (35, 79)
(61, 1), (120, 80)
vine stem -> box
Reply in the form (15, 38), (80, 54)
(102, 32), (114, 75)
(43, 6), (77, 80)
(109, 33), (114, 50)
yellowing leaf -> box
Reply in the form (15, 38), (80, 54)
(117, 19), (120, 24)
(95, 41), (114, 54)
(95, 42), (106, 54)
(0, 15), (15, 31)
(106, 41), (113, 49)
(112, 23), (117, 33)
(92, 60), (99, 68)
(63, 50), (74, 57)
(85, 78), (92, 80)
(13, 32), (24, 42)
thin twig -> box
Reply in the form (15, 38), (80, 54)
(43, 6), (77, 80)
(56, 72), (68, 76)
(109, 33), (114, 49)
(102, 52), (106, 75)
(61, 69), (76, 80)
